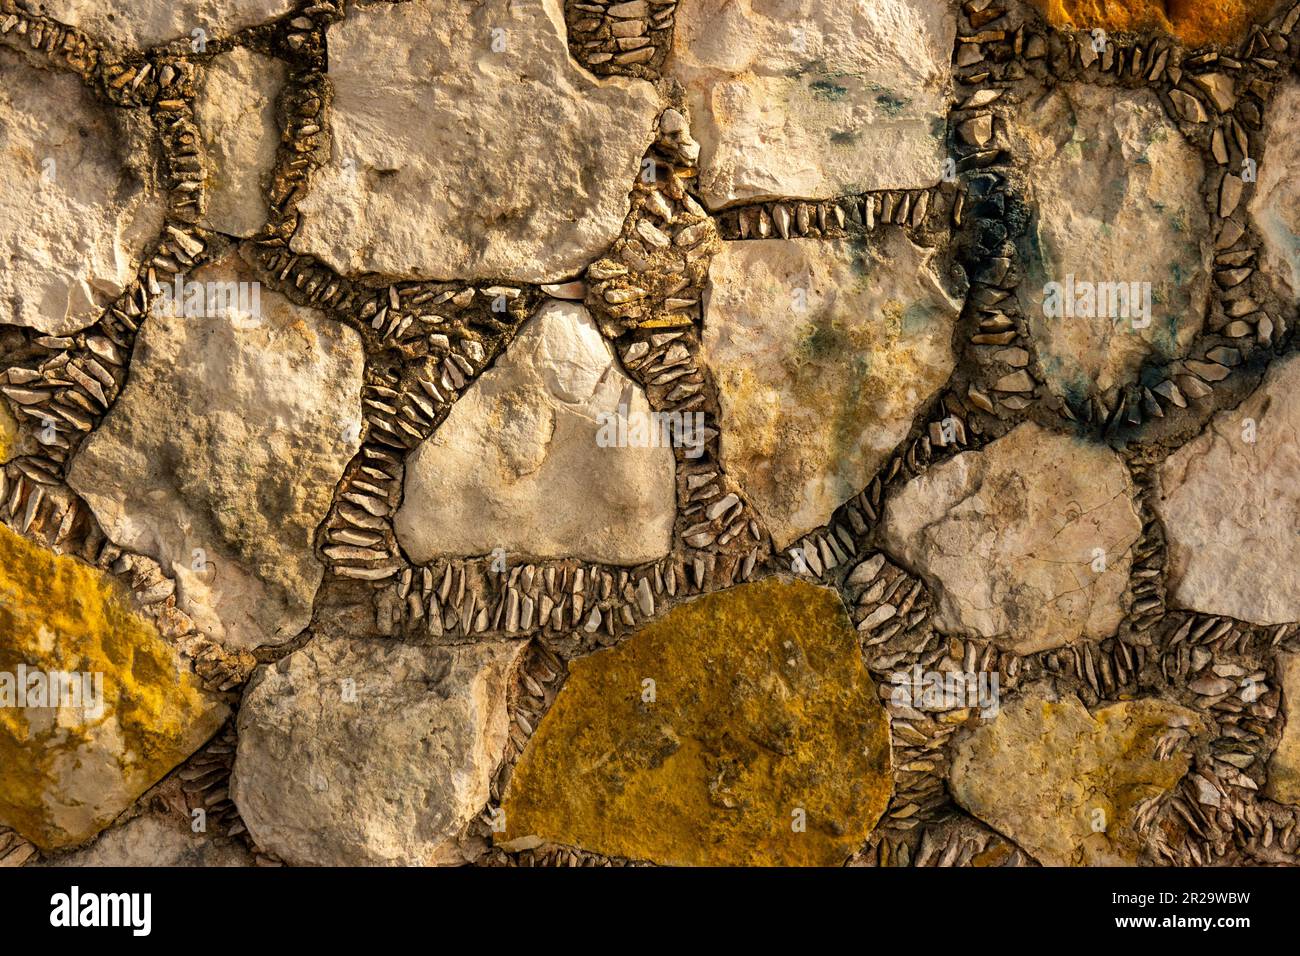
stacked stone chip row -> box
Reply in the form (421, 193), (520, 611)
(564, 0), (675, 78)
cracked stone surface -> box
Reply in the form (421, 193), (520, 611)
(231, 635), (526, 866)
(500, 578), (892, 866)
(1010, 83), (1213, 400)
(195, 46), (286, 238)
(1251, 77), (1300, 304)
(0, 46), (164, 336)
(1155, 352), (1300, 626)
(950, 687), (1202, 866)
(703, 234), (960, 549)
(880, 422), (1143, 655)
(666, 0), (955, 210)
(38, 0), (297, 49)
(68, 248), (365, 652)
(396, 300), (677, 566)
(292, 0), (661, 283)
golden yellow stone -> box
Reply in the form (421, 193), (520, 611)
(0, 523), (227, 850)
(0, 401), (16, 462)
(501, 577), (893, 866)
(1029, 0), (1281, 47)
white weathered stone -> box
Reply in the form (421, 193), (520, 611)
(0, 47), (164, 335)
(39, 812), (253, 867)
(665, 0), (955, 210)
(396, 300), (676, 565)
(703, 235), (960, 549)
(1010, 83), (1212, 398)
(1155, 353), (1300, 626)
(231, 636), (526, 866)
(1250, 78), (1300, 303)
(293, 0), (661, 283)
(950, 688), (1201, 866)
(68, 248), (365, 652)
(195, 47), (286, 238)
(40, 0), (296, 49)
(880, 422), (1142, 655)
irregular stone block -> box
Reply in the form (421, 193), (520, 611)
(40, 0), (297, 49)
(950, 689), (1202, 866)
(1250, 79), (1300, 304)
(1026, 0), (1278, 47)
(1267, 651), (1300, 806)
(231, 636), (527, 866)
(665, 0), (955, 209)
(195, 47), (287, 238)
(396, 300), (676, 566)
(293, 0), (660, 283)
(500, 578), (893, 866)
(1156, 353), (1300, 625)
(0, 47), (164, 335)
(880, 422), (1142, 655)
(38, 811), (253, 867)
(703, 235), (960, 549)
(1010, 83), (1212, 400)
(68, 248), (366, 652)
(0, 524), (227, 851)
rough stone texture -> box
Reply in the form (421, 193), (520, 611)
(292, 0), (661, 283)
(1027, 0), (1279, 47)
(68, 248), (365, 652)
(1155, 353), (1300, 626)
(1010, 83), (1212, 400)
(1251, 78), (1300, 303)
(703, 235), (960, 549)
(396, 301), (676, 566)
(500, 578), (893, 866)
(880, 422), (1142, 656)
(39, 0), (297, 49)
(1267, 651), (1300, 806)
(666, 0), (955, 210)
(950, 689), (1201, 866)
(231, 636), (526, 866)
(0, 401), (15, 462)
(195, 47), (286, 238)
(38, 811), (253, 866)
(0, 47), (164, 336)
(0, 523), (227, 851)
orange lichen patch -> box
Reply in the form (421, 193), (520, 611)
(500, 578), (893, 866)
(1029, 0), (1281, 46)
(0, 523), (227, 850)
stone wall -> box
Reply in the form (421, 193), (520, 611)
(1, 0), (1299, 868)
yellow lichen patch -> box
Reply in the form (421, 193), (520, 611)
(0, 523), (227, 850)
(0, 401), (16, 462)
(1029, 0), (1281, 47)
(501, 578), (893, 866)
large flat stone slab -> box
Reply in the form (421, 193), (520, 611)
(292, 0), (660, 282)
(665, 0), (955, 209)
(703, 235), (960, 549)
